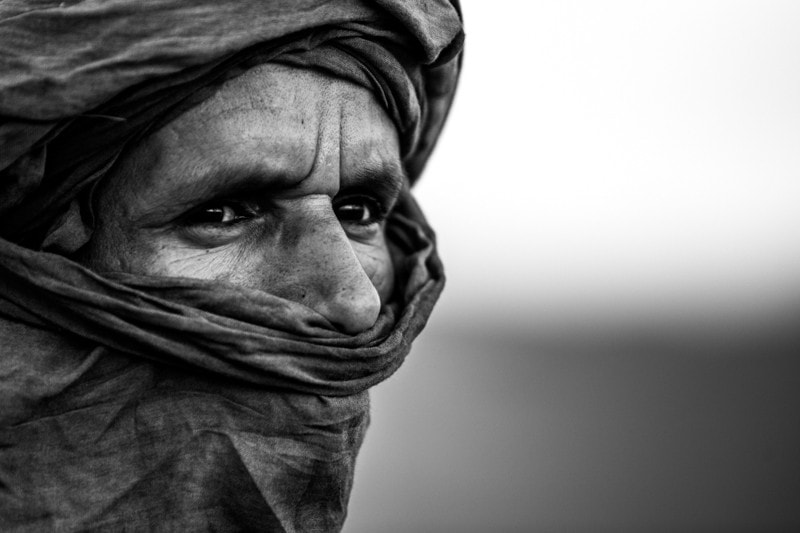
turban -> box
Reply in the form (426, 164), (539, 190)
(0, 1), (463, 531)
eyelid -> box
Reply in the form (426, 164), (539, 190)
(336, 182), (395, 211)
(174, 200), (261, 233)
(334, 193), (388, 224)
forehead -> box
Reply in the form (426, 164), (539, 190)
(109, 64), (402, 201)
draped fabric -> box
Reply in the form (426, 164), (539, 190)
(0, 1), (463, 531)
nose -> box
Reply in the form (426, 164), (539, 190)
(280, 200), (381, 334)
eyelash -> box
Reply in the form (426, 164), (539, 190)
(334, 194), (387, 226)
(177, 191), (391, 241)
(181, 200), (260, 227)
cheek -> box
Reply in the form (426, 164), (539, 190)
(84, 220), (243, 280)
(80, 218), (139, 273)
(84, 213), (395, 305)
(144, 242), (243, 279)
(351, 236), (395, 303)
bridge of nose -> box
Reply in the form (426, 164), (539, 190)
(277, 199), (381, 334)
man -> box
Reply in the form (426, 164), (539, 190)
(0, 1), (463, 530)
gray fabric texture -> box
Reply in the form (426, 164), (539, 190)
(0, 1), (463, 530)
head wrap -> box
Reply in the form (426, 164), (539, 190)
(0, 1), (463, 530)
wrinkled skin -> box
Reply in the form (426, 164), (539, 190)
(80, 64), (402, 334)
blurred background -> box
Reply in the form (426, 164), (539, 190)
(347, 2), (800, 532)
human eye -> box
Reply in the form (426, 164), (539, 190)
(183, 201), (258, 225)
(178, 200), (261, 245)
(334, 194), (387, 233)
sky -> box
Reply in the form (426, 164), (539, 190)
(346, 2), (800, 532)
(418, 0), (800, 332)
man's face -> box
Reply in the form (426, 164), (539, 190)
(81, 64), (402, 334)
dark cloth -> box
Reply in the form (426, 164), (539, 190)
(0, 1), (463, 531)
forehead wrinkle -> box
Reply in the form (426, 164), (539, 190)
(337, 97), (344, 192)
(294, 83), (341, 196)
(339, 107), (403, 198)
(159, 110), (316, 199)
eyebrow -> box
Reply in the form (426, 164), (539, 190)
(172, 161), (298, 206)
(348, 162), (407, 208)
(151, 156), (409, 220)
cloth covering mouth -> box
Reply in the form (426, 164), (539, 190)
(0, 190), (445, 398)
(0, 1), (463, 530)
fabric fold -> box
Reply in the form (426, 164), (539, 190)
(0, 193), (443, 397)
(0, 1), (462, 530)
